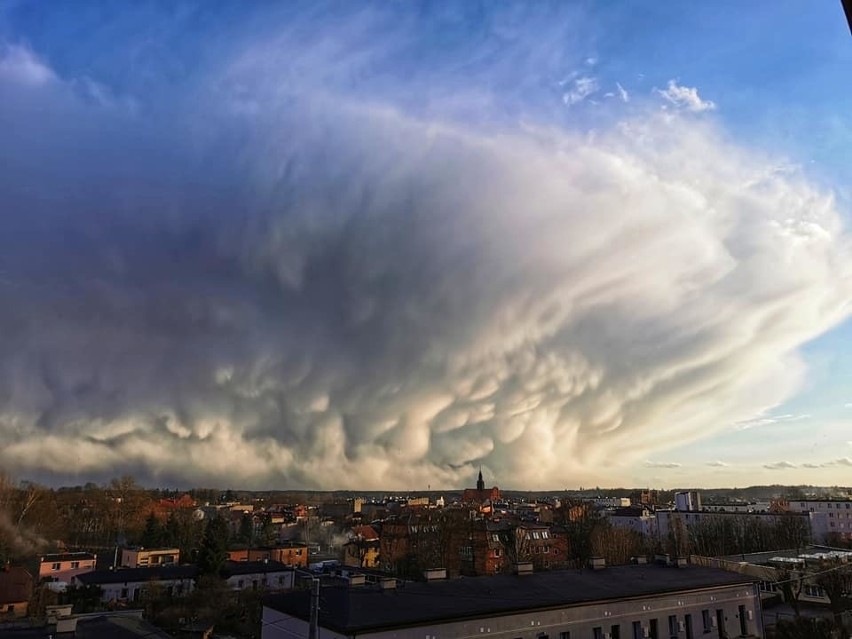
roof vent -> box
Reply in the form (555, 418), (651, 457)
(632, 556), (648, 565)
(379, 577), (397, 590)
(589, 557), (606, 570)
(514, 562), (533, 576)
(347, 574), (366, 587)
(674, 556), (688, 568)
(424, 568), (447, 581)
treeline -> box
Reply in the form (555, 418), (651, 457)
(0, 474), (227, 563)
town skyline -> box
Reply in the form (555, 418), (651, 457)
(2, 2), (852, 490)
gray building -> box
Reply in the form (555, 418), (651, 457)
(262, 563), (764, 638)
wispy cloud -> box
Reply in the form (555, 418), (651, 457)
(657, 79), (716, 112)
(735, 413), (810, 431)
(706, 460), (728, 467)
(616, 82), (629, 102)
(562, 76), (599, 106)
(763, 461), (797, 470)
(644, 461), (682, 469)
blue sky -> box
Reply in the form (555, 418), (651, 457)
(1, 1), (851, 490)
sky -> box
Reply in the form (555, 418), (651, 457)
(1, 1), (851, 491)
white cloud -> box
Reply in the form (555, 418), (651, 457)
(0, 44), (56, 86)
(0, 30), (850, 489)
(657, 79), (716, 112)
(616, 82), (629, 102)
(763, 461), (797, 470)
(735, 413), (810, 431)
(706, 460), (728, 467)
(562, 76), (599, 106)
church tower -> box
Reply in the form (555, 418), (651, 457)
(476, 467), (485, 492)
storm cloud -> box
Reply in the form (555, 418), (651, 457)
(0, 8), (850, 489)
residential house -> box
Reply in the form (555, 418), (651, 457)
(38, 552), (97, 583)
(608, 506), (657, 537)
(121, 547), (180, 568)
(343, 526), (380, 569)
(262, 562), (765, 639)
(0, 565), (33, 618)
(221, 561), (294, 592)
(73, 565), (197, 603)
(226, 542), (309, 568)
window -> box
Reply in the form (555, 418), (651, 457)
(593, 627), (604, 639)
(611, 624), (620, 639)
(51, 563), (60, 571)
(559, 632), (570, 639)
(71, 561), (80, 569)
(649, 619), (659, 639)
(668, 615), (678, 638)
(702, 610), (711, 632)
(632, 621), (643, 639)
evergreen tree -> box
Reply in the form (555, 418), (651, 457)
(197, 515), (229, 576)
(140, 512), (163, 548)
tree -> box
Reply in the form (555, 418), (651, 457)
(775, 616), (839, 639)
(140, 512), (164, 548)
(197, 516), (229, 577)
(815, 559), (852, 638)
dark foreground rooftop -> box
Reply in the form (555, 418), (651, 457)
(265, 564), (756, 633)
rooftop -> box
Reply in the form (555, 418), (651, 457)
(264, 564), (755, 634)
(40, 552), (97, 563)
(75, 565), (197, 585)
(222, 560), (292, 576)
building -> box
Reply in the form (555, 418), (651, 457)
(121, 547), (180, 568)
(73, 565), (197, 603)
(0, 565), (33, 618)
(674, 491), (702, 512)
(787, 499), (852, 543)
(226, 542), (309, 568)
(38, 551), (97, 583)
(221, 561), (295, 591)
(262, 563), (765, 638)
(607, 506), (657, 537)
(461, 469), (500, 505)
(343, 526), (380, 569)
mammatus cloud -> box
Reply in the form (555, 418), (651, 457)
(764, 461), (798, 470)
(644, 461), (682, 469)
(657, 80), (716, 112)
(0, 19), (851, 490)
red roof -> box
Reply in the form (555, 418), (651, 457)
(351, 525), (379, 541)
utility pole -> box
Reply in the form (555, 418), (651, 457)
(308, 577), (320, 639)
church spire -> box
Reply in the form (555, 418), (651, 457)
(476, 466), (485, 492)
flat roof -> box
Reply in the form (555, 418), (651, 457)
(76, 565), (197, 585)
(264, 564), (755, 634)
(40, 552), (96, 562)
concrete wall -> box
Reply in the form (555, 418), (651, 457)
(262, 582), (764, 639)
